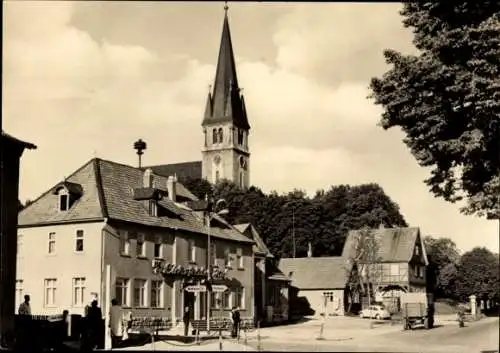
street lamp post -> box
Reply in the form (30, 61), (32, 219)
(206, 199), (228, 333)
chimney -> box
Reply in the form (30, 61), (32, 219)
(307, 242), (312, 258)
(167, 175), (177, 202)
(143, 168), (153, 188)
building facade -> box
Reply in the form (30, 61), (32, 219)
(234, 223), (290, 324)
(16, 158), (255, 325)
(147, 8), (251, 190)
(0, 131), (36, 345)
(279, 227), (430, 317)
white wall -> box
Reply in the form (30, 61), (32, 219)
(301, 289), (345, 317)
(16, 222), (105, 316)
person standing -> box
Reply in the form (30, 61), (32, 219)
(16, 295), (32, 350)
(183, 306), (191, 337)
(230, 307), (241, 339)
(83, 297), (103, 350)
(109, 299), (123, 348)
(18, 294), (31, 315)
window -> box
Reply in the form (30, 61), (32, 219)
(115, 278), (130, 307)
(48, 232), (56, 254)
(149, 200), (158, 217)
(212, 292), (221, 309)
(120, 231), (130, 255)
(15, 280), (23, 307)
(44, 279), (57, 307)
(218, 128), (223, 143)
(234, 287), (245, 309)
(136, 234), (145, 257)
(73, 277), (86, 306)
(188, 240), (196, 263)
(223, 291), (232, 309)
(17, 234), (23, 257)
(212, 128), (217, 144)
(239, 172), (243, 188)
(415, 245), (420, 256)
(210, 243), (217, 266)
(75, 230), (84, 252)
(390, 264), (400, 276)
(224, 248), (232, 268)
(215, 170), (220, 183)
(236, 248), (243, 269)
(134, 279), (147, 307)
(154, 242), (162, 258)
(237, 130), (244, 145)
(151, 280), (163, 308)
(59, 193), (68, 211)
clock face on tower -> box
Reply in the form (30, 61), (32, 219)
(239, 156), (247, 170)
(213, 155), (221, 166)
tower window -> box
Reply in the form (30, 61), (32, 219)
(237, 130), (244, 145)
(215, 170), (220, 183)
(240, 171), (244, 188)
(212, 128), (217, 144)
(218, 128), (223, 143)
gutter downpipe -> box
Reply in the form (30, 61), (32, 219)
(101, 218), (108, 314)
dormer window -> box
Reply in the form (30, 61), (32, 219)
(60, 193), (69, 211)
(415, 245), (420, 256)
(53, 182), (83, 212)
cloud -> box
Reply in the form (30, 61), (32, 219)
(3, 2), (498, 254)
(273, 3), (417, 87)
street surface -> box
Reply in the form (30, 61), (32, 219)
(113, 315), (498, 352)
(245, 316), (499, 353)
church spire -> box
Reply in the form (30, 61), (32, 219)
(202, 3), (250, 130)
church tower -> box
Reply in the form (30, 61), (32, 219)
(201, 5), (251, 189)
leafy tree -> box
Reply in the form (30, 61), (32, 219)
(424, 236), (461, 298)
(182, 178), (408, 258)
(181, 177), (213, 200)
(455, 247), (499, 302)
(344, 227), (382, 313)
(369, 2), (500, 217)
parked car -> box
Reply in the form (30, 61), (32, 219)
(359, 305), (391, 320)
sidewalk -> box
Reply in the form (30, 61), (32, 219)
(117, 339), (256, 351)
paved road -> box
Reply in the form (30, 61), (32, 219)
(248, 317), (499, 353)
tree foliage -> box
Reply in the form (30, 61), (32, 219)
(455, 247), (499, 301)
(424, 235), (461, 297)
(183, 178), (407, 258)
(369, 2), (500, 217)
(345, 227), (382, 312)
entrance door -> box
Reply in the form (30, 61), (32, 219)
(184, 291), (195, 320)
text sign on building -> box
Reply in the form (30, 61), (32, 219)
(211, 285), (228, 293)
(185, 285), (207, 293)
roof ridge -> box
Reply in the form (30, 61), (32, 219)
(145, 161), (202, 168)
(93, 159), (108, 218)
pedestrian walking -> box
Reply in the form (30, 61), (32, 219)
(109, 298), (123, 348)
(183, 306), (191, 337)
(230, 306), (241, 339)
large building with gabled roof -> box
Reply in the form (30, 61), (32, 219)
(16, 157), (255, 323)
(146, 7), (251, 190)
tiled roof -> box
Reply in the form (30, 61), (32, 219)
(342, 227), (423, 263)
(233, 223), (273, 258)
(145, 161), (202, 181)
(18, 160), (105, 225)
(278, 257), (350, 290)
(19, 158), (253, 244)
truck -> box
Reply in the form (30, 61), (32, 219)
(400, 292), (434, 330)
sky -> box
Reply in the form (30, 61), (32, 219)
(3, 1), (498, 253)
